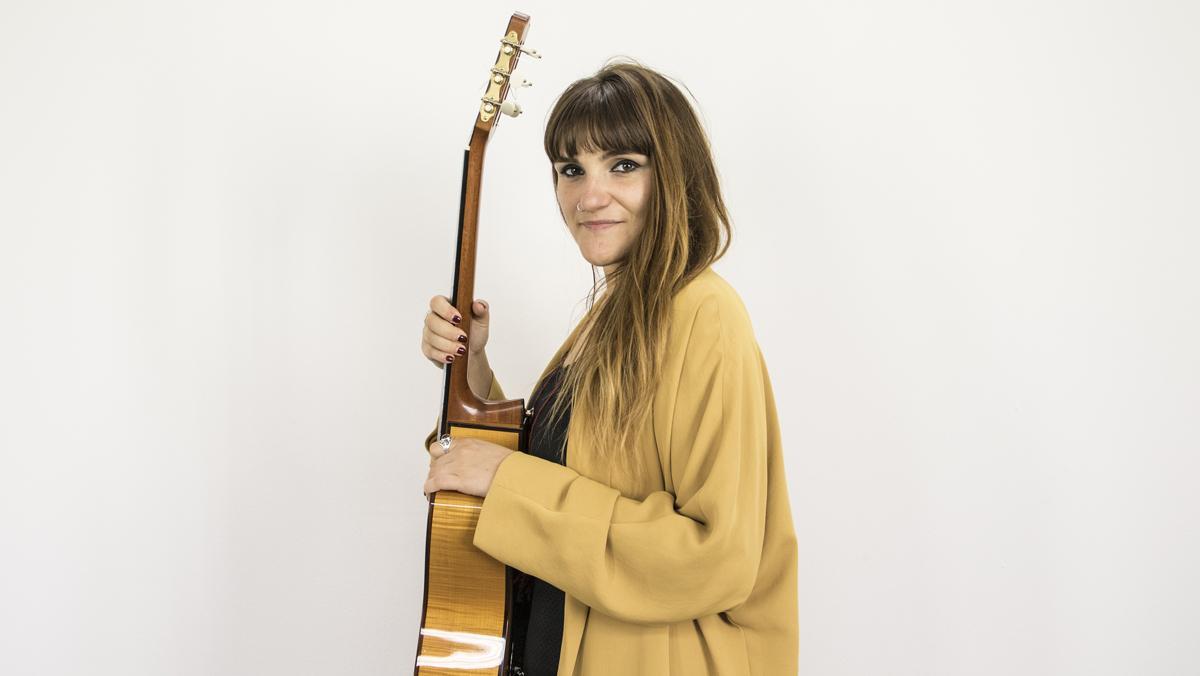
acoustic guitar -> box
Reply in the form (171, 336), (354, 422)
(414, 12), (539, 676)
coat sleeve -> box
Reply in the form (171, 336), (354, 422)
(472, 296), (769, 625)
(422, 370), (506, 450)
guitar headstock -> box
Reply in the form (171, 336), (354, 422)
(474, 12), (540, 136)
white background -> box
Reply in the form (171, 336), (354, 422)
(2, 1), (1197, 674)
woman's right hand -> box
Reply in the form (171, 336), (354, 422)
(421, 295), (491, 368)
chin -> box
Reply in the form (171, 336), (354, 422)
(580, 251), (621, 269)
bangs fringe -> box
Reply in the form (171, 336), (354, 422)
(545, 81), (654, 163)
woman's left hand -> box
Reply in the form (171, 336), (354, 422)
(424, 436), (515, 498)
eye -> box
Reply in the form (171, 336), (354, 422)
(556, 158), (643, 178)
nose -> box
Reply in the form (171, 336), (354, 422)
(576, 174), (612, 214)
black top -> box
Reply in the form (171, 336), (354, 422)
(508, 364), (571, 676)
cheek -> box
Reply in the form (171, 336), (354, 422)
(626, 183), (652, 223)
(556, 186), (573, 215)
(630, 173), (652, 209)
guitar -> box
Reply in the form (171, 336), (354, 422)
(414, 12), (540, 676)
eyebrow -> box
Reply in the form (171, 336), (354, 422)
(554, 149), (645, 163)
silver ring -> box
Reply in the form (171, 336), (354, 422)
(437, 434), (452, 451)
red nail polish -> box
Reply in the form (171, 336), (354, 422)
(456, 346), (465, 355)
(452, 315), (461, 324)
(445, 354), (454, 363)
(457, 334), (468, 343)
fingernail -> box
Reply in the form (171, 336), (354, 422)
(445, 354), (454, 363)
(452, 315), (461, 324)
(457, 334), (468, 343)
(456, 346), (465, 355)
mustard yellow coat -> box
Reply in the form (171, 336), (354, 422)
(425, 267), (797, 675)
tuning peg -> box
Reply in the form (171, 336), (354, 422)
(500, 100), (523, 118)
(519, 45), (541, 59)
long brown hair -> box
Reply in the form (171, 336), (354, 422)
(536, 59), (732, 483)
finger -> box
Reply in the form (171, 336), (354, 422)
(471, 299), (489, 323)
(425, 332), (468, 361)
(429, 294), (463, 326)
(420, 333), (460, 365)
(420, 337), (453, 365)
(425, 472), (453, 495)
(427, 440), (446, 459)
(424, 309), (469, 344)
(419, 334), (442, 362)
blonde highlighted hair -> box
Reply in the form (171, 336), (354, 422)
(536, 59), (732, 483)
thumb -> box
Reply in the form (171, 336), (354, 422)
(471, 299), (490, 327)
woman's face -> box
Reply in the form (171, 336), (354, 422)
(553, 148), (652, 274)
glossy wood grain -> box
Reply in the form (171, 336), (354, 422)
(416, 426), (523, 675)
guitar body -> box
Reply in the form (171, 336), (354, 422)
(416, 425), (525, 675)
(412, 14), (538, 674)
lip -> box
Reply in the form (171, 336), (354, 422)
(581, 220), (622, 230)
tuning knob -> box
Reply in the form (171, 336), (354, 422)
(500, 100), (523, 118)
(519, 45), (541, 59)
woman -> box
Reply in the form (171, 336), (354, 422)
(419, 60), (797, 675)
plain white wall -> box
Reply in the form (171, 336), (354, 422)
(2, 1), (1197, 674)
